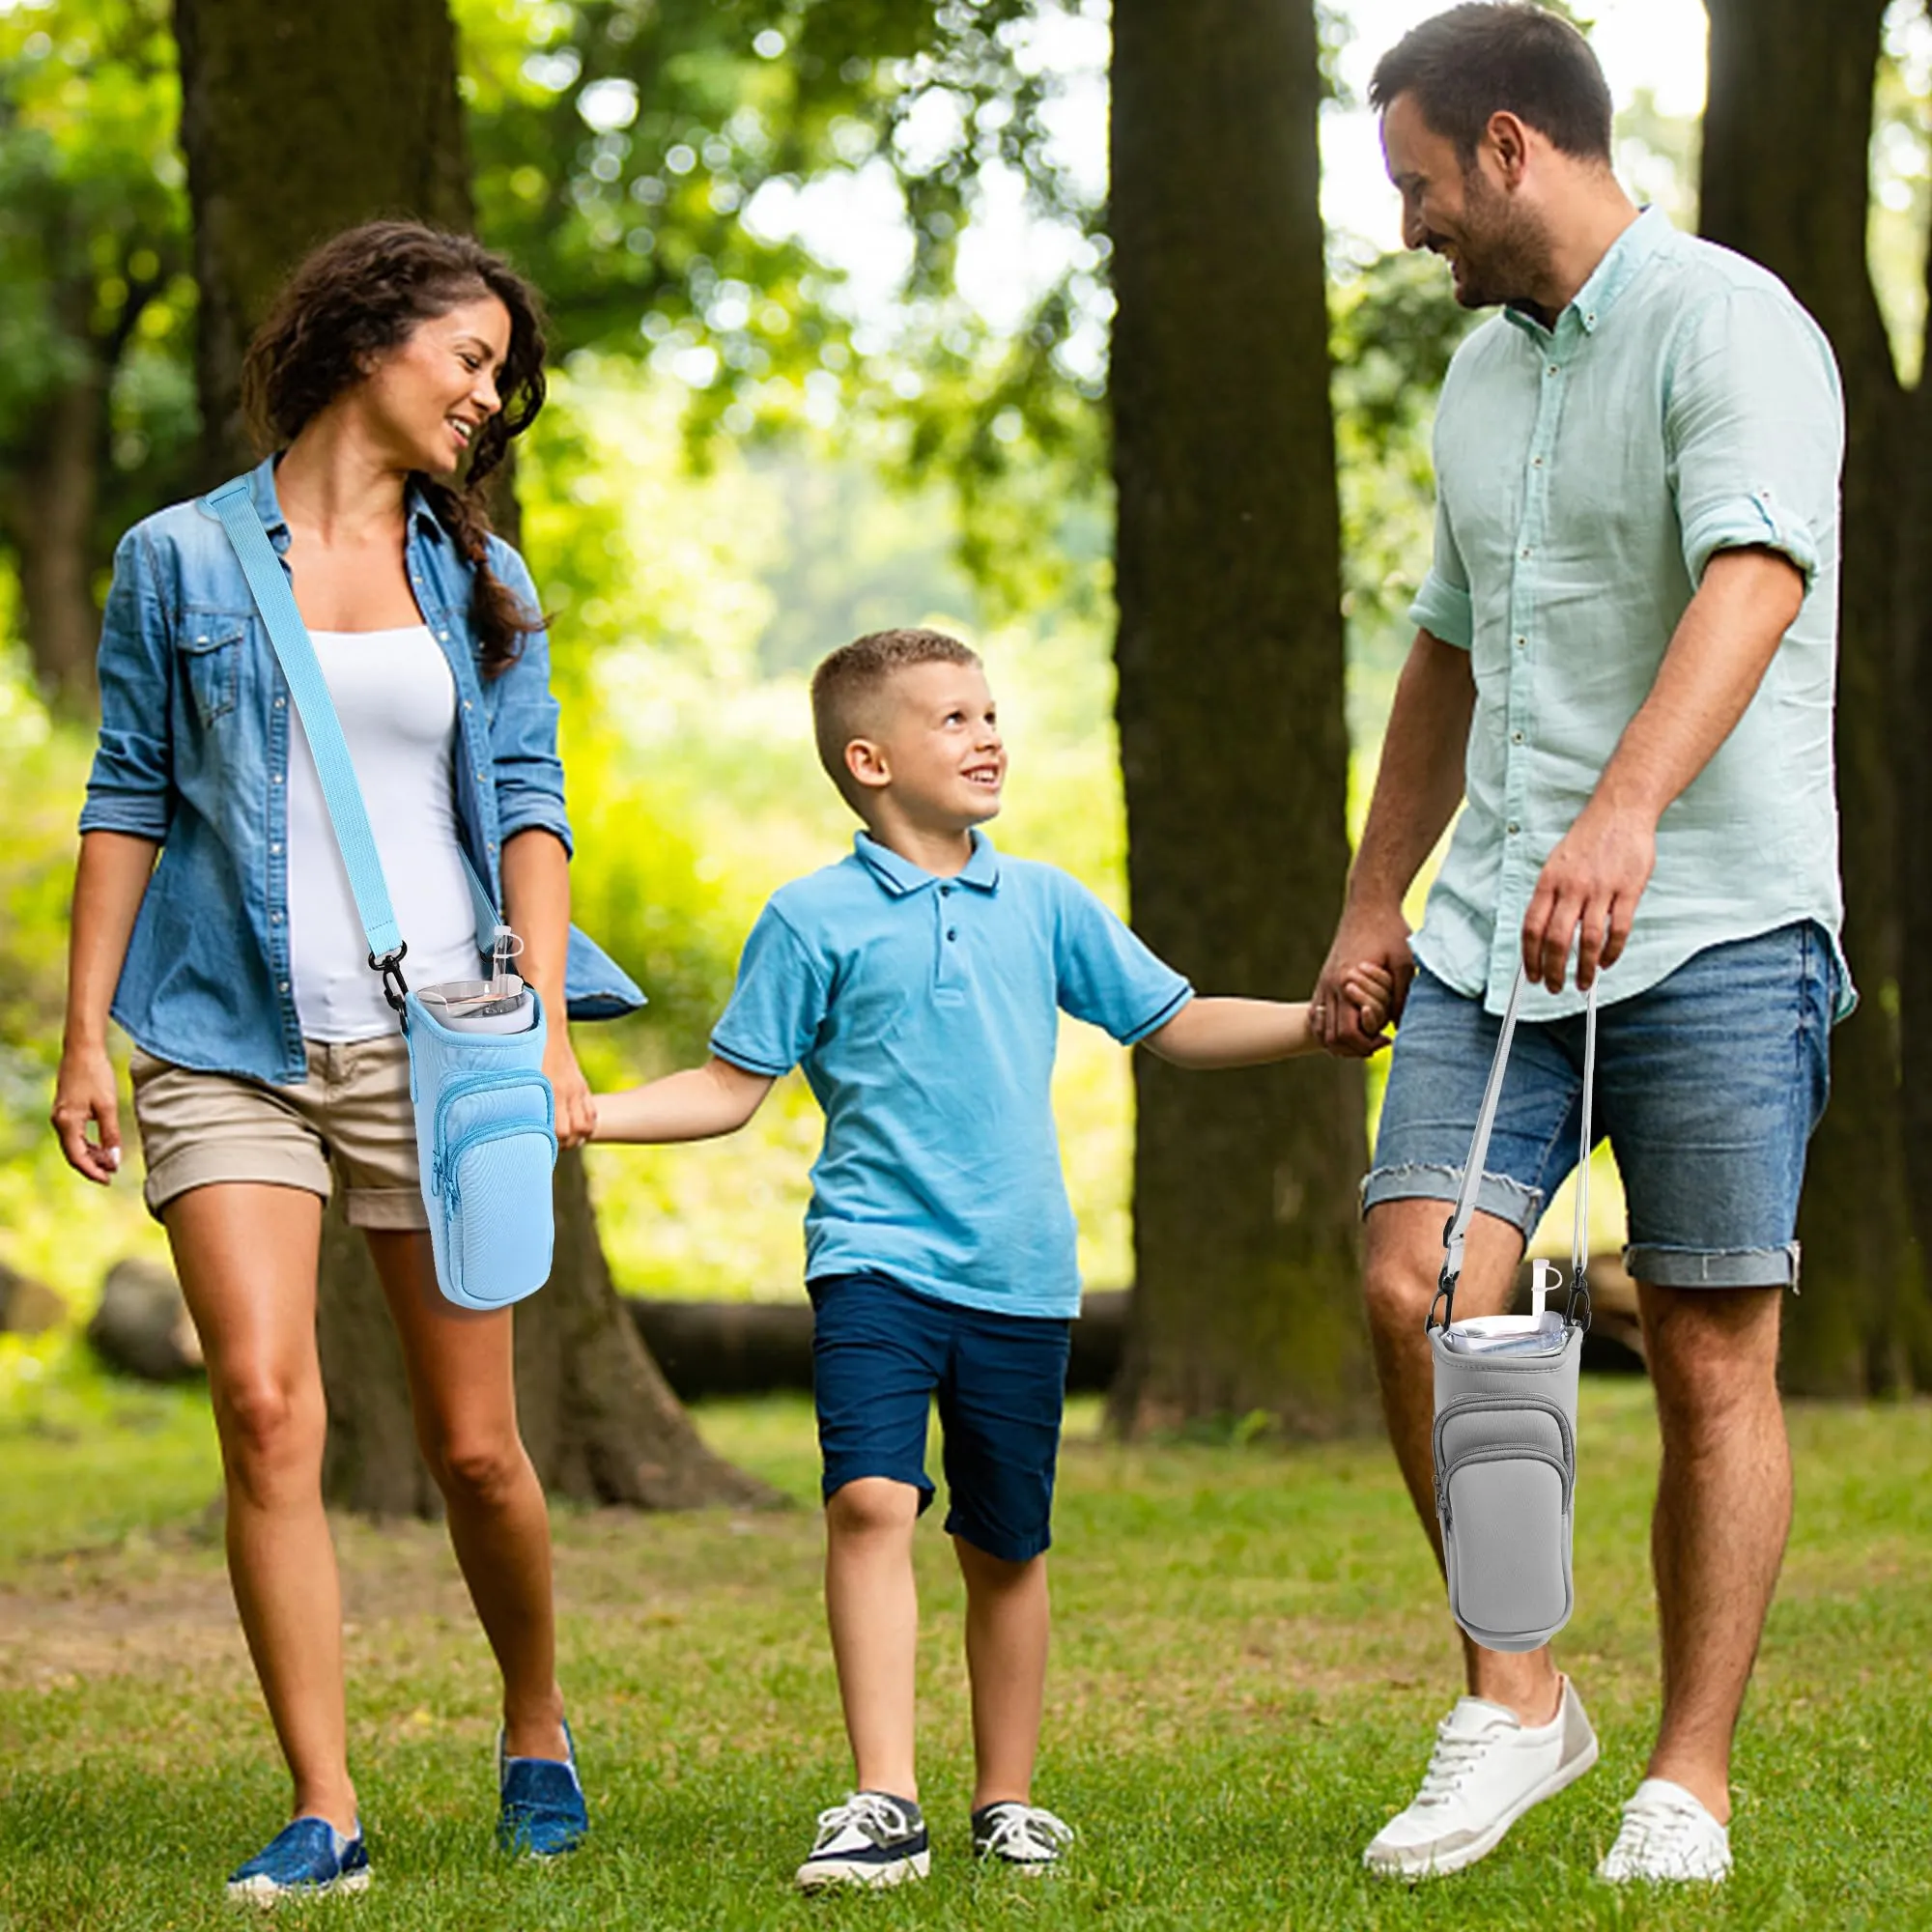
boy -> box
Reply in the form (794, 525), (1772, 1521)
(592, 629), (1389, 1890)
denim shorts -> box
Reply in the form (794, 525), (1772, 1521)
(808, 1271), (1072, 1563)
(1362, 922), (1836, 1289)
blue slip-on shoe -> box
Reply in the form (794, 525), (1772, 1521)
(497, 1718), (589, 1858)
(225, 1816), (370, 1904)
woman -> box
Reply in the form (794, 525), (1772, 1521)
(51, 222), (619, 1901)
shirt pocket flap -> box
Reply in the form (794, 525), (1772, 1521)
(177, 614), (249, 724)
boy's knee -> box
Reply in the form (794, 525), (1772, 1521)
(827, 1475), (923, 1539)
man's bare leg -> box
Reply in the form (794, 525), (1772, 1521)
(1362, 1196), (1560, 1724)
(1638, 1282), (1789, 1825)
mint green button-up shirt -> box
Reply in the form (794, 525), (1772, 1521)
(1408, 207), (1851, 1021)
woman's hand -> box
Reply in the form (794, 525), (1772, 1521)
(544, 1028), (596, 1149)
(52, 1043), (125, 1184)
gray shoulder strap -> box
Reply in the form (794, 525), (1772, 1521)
(1431, 966), (1598, 1332)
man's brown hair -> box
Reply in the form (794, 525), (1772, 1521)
(1369, 3), (1612, 165)
(811, 628), (981, 812)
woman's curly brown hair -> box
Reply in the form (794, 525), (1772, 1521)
(241, 221), (549, 678)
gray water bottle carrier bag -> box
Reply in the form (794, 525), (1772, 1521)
(1428, 967), (1598, 1654)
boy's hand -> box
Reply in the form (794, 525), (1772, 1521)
(1313, 900), (1413, 1057)
(1341, 961), (1396, 1043)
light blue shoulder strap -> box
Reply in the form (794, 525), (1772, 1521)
(207, 477), (405, 967)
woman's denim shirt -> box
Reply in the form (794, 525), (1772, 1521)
(80, 457), (633, 1084)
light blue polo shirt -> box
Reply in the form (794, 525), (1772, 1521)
(711, 831), (1193, 1320)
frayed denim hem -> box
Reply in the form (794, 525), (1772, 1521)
(1359, 1160), (1545, 1237)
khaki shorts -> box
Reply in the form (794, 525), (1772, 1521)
(129, 1035), (428, 1230)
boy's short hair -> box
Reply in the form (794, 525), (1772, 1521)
(811, 628), (982, 812)
(1368, 3), (1612, 165)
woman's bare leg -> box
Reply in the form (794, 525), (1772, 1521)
(166, 1182), (355, 1832)
(367, 1230), (567, 1760)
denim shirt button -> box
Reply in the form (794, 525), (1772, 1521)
(273, 696), (285, 709)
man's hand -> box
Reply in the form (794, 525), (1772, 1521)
(1520, 800), (1657, 993)
(1313, 899), (1415, 1058)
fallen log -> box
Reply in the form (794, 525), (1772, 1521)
(630, 1272), (1644, 1403)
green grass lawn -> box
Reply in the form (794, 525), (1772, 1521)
(3, 1371), (1930, 1931)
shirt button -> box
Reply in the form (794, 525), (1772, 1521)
(1520, 547), (1532, 560)
(271, 773), (283, 785)
(947, 928), (958, 942)
(1515, 636), (1527, 650)
(273, 696), (286, 709)
(1512, 730), (1525, 744)
(270, 842), (282, 856)
(270, 911), (282, 924)
(1507, 820), (1521, 836)
(278, 980), (290, 993)
(1532, 456), (1545, 469)
(1547, 363), (1559, 376)
(940, 884), (953, 896)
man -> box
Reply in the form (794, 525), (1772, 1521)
(1312, 1), (1847, 1888)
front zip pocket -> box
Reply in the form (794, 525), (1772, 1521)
(431, 1068), (554, 1193)
(440, 1117), (557, 1306)
(1435, 1394), (1575, 1644)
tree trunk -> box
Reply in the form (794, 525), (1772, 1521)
(174, 0), (474, 473)
(173, 0), (775, 1512)
(0, 310), (105, 713)
(1700, 0), (1931, 1394)
(1897, 89), (1932, 1373)
(1106, 0), (1375, 1435)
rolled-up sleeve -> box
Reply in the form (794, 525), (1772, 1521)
(79, 526), (174, 841)
(1666, 287), (1844, 590)
(486, 539), (573, 856)
(1407, 492), (1475, 650)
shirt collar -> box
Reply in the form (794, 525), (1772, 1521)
(247, 451), (448, 545)
(854, 828), (1001, 896)
(1504, 203), (1670, 341)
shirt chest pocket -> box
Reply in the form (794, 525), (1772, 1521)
(177, 615), (248, 726)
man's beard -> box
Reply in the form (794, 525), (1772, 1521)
(1435, 167), (1552, 312)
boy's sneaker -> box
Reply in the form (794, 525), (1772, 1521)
(973, 1802), (1073, 1873)
(794, 1792), (930, 1891)
(1596, 1778), (1732, 1884)
(497, 1719), (589, 1858)
(225, 1817), (370, 1904)
(1363, 1675), (1598, 1879)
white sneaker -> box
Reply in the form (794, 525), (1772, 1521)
(794, 1791), (930, 1892)
(1596, 1778), (1732, 1884)
(1363, 1675), (1599, 1879)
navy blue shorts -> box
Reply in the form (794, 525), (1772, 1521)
(1364, 922), (1836, 1288)
(807, 1271), (1072, 1563)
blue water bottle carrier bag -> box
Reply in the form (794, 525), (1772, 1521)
(210, 478), (559, 1311)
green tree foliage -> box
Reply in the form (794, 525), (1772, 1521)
(0, 0), (196, 706)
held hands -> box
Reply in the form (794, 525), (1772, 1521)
(1313, 900), (1414, 1058)
(1520, 799), (1657, 993)
(51, 1043), (124, 1184)
(543, 1028), (596, 1149)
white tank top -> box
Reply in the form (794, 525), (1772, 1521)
(287, 625), (483, 1040)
